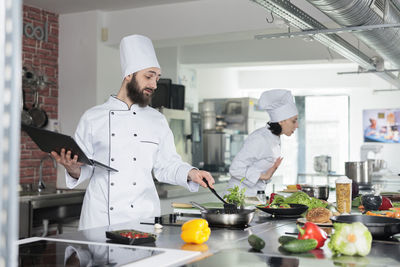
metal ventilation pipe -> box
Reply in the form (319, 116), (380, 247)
(306, 0), (400, 68)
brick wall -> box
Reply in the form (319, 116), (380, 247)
(21, 5), (59, 186)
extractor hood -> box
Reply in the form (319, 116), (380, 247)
(250, 0), (400, 88)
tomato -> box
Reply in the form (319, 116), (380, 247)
(296, 184), (302, 190)
(126, 232), (133, 239)
(394, 212), (400, 218)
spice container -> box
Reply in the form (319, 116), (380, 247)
(335, 176), (352, 214)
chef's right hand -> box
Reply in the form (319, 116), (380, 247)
(51, 148), (83, 179)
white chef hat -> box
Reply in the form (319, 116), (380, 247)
(258, 89), (298, 122)
(120, 34), (160, 79)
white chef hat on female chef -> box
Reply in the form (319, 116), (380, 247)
(258, 89), (298, 122)
(120, 34), (160, 79)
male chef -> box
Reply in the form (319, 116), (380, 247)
(51, 34), (214, 230)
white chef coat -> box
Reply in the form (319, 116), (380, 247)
(226, 126), (281, 196)
(66, 96), (198, 230)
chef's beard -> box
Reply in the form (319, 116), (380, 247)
(127, 74), (153, 107)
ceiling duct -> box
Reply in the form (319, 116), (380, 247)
(250, 0), (400, 88)
(306, 0), (400, 68)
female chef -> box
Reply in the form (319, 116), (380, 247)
(226, 89), (298, 196)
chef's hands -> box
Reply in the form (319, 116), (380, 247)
(51, 148), (83, 179)
(188, 169), (215, 189)
(260, 157), (283, 181)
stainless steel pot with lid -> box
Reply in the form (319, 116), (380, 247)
(345, 161), (369, 185)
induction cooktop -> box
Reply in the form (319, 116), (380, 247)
(18, 239), (163, 266)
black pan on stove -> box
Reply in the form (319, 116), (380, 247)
(331, 215), (400, 240)
(256, 204), (308, 217)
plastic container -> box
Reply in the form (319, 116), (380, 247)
(256, 190), (267, 205)
(335, 176), (352, 214)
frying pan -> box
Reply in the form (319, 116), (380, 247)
(21, 89), (33, 126)
(331, 215), (400, 239)
(29, 89), (48, 128)
(191, 201), (255, 227)
(256, 204), (308, 217)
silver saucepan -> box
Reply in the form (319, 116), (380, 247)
(191, 201), (255, 227)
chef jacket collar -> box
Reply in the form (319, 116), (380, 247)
(108, 95), (147, 111)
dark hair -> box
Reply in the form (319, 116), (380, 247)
(267, 122), (282, 136)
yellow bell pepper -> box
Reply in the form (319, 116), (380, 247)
(181, 219), (211, 244)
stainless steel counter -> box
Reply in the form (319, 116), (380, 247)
(40, 210), (400, 266)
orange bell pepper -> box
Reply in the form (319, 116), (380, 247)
(181, 219), (211, 244)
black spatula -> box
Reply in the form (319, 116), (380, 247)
(202, 178), (238, 214)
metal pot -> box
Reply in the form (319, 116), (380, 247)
(191, 202), (255, 227)
(331, 215), (400, 240)
(345, 161), (369, 185)
(301, 185), (329, 201)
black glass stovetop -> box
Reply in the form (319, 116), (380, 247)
(18, 239), (163, 267)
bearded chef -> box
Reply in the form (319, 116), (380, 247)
(51, 34), (214, 230)
(225, 89), (298, 196)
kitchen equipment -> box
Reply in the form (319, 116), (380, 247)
(190, 202), (255, 227)
(368, 159), (387, 173)
(335, 176), (352, 214)
(151, 78), (185, 110)
(203, 131), (228, 172)
(190, 112), (204, 168)
(256, 204), (308, 217)
(106, 229), (156, 245)
(300, 185), (330, 200)
(331, 215), (400, 240)
(202, 178), (238, 214)
(345, 161), (369, 185)
(313, 186), (329, 201)
(28, 88), (48, 128)
(200, 101), (216, 130)
(313, 155), (331, 173)
(21, 89), (33, 126)
(158, 107), (192, 164)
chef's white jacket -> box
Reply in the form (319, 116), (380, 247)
(66, 96), (198, 230)
(226, 126), (281, 196)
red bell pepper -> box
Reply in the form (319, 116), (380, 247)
(269, 193), (277, 204)
(379, 196), (393, 210)
(297, 222), (327, 249)
(296, 184), (302, 190)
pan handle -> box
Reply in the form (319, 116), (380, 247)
(190, 201), (209, 212)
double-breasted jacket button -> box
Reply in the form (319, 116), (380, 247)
(133, 157), (136, 161)
(111, 111), (114, 115)
(110, 207), (114, 211)
(133, 111), (136, 115)
(111, 158), (115, 161)
(133, 182), (136, 186)
(133, 133), (137, 137)
(111, 182), (114, 186)
(111, 133), (115, 137)
(130, 204), (134, 208)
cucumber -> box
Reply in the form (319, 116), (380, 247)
(281, 239), (318, 253)
(278, 235), (297, 245)
(248, 234), (265, 251)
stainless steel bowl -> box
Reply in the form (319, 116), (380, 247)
(301, 185), (329, 200)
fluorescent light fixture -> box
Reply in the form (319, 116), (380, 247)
(337, 69), (400, 75)
(255, 23), (400, 40)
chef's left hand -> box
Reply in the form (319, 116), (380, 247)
(188, 169), (215, 189)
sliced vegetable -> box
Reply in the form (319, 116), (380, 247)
(248, 234), (265, 251)
(269, 193), (277, 204)
(328, 222), (372, 256)
(282, 239), (318, 253)
(297, 222), (328, 249)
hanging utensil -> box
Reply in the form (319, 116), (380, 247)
(21, 88), (33, 126)
(28, 88), (48, 128)
(190, 201), (255, 227)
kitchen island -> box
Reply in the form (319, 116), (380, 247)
(17, 209), (400, 266)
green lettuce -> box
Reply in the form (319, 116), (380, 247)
(328, 222), (372, 256)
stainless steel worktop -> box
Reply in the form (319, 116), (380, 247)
(40, 210), (400, 266)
